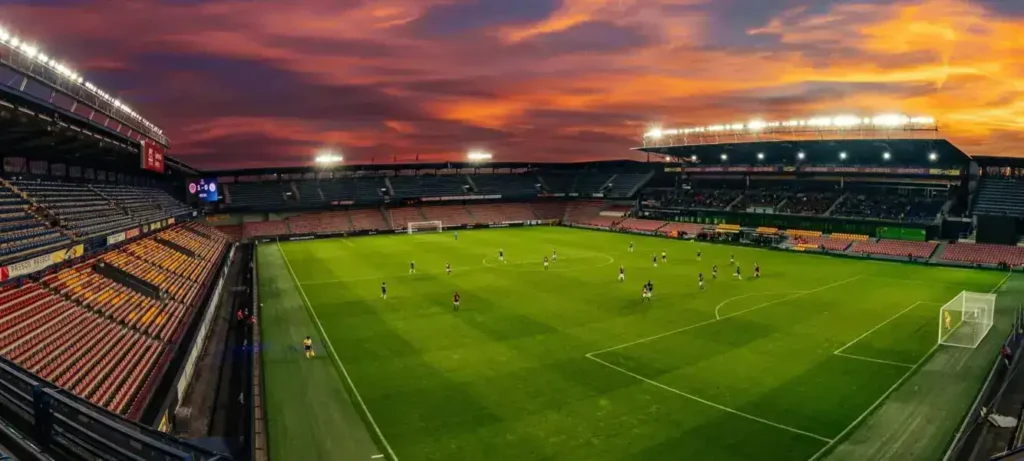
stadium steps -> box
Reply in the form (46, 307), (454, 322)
(317, 186), (326, 202)
(601, 174), (618, 193)
(626, 170), (656, 197)
(153, 236), (197, 258)
(724, 194), (744, 211)
(224, 184), (232, 204)
(465, 175), (478, 193)
(380, 206), (394, 229)
(929, 242), (948, 263)
(465, 205), (477, 220)
(535, 174), (549, 191)
(824, 192), (848, 216)
(87, 184), (125, 214)
(384, 177), (396, 196)
(290, 182), (301, 201)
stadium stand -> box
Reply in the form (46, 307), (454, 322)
(390, 207), (427, 229)
(777, 190), (840, 215)
(11, 179), (135, 238)
(833, 187), (945, 222)
(225, 182), (291, 209)
(659, 222), (705, 236)
(974, 178), (1024, 217)
(349, 208), (389, 231)
(421, 204), (473, 226)
(789, 234), (855, 251)
(618, 218), (666, 233)
(604, 173), (651, 197)
(467, 203), (537, 223)
(565, 200), (607, 224)
(0, 183), (69, 258)
(0, 223), (227, 418)
(732, 187), (786, 210)
(471, 174), (538, 196)
(574, 173), (614, 195)
(242, 221), (289, 239)
(667, 188), (743, 210)
(390, 176), (467, 198)
(851, 239), (939, 259)
(939, 243), (1024, 266)
(318, 177), (387, 203)
(531, 201), (569, 220)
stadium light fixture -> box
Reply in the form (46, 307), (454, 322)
(756, 152), (765, 160)
(929, 152), (938, 161)
(315, 151), (343, 164)
(720, 153), (728, 161)
(797, 151), (805, 160)
(642, 113), (937, 139)
(839, 151), (847, 160)
(690, 154), (697, 162)
(467, 150), (493, 161)
(883, 151), (891, 160)
(0, 26), (162, 134)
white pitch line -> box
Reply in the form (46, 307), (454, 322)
(834, 302), (923, 356)
(833, 352), (914, 368)
(586, 354), (834, 443)
(371, 455), (384, 459)
(278, 242), (399, 461)
(808, 272), (1015, 461)
(589, 275), (863, 356)
(714, 291), (808, 320)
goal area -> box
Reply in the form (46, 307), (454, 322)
(938, 291), (996, 348)
(408, 221), (443, 234)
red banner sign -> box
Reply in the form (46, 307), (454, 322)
(140, 139), (166, 173)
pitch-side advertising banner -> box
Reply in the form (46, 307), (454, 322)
(0, 244), (84, 281)
(107, 232), (127, 246)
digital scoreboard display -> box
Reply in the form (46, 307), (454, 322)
(187, 178), (220, 203)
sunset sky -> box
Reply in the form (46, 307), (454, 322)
(1, 0), (1022, 169)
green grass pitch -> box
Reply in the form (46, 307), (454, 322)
(257, 226), (1009, 461)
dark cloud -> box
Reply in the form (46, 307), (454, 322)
(408, 0), (563, 36)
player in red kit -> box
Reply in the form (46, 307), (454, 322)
(452, 291), (461, 312)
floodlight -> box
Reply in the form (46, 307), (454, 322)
(839, 152), (847, 160)
(690, 155), (697, 162)
(467, 151), (493, 161)
(720, 153), (728, 161)
(929, 152), (938, 161)
(883, 151), (891, 160)
(832, 115), (861, 127)
(797, 151), (806, 160)
(748, 120), (768, 131)
(645, 129), (663, 139)
(315, 152), (343, 164)
(756, 152), (765, 160)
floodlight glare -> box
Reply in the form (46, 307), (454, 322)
(756, 152), (765, 160)
(315, 153), (343, 164)
(720, 153), (728, 161)
(467, 151), (493, 161)
(797, 151), (806, 160)
(839, 151), (847, 160)
(645, 128), (663, 139)
(690, 155), (697, 162)
(883, 151), (891, 160)
(929, 152), (938, 161)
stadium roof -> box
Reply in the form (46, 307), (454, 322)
(635, 138), (970, 168)
(204, 159), (650, 177)
(0, 75), (198, 177)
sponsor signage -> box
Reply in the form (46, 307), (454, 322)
(107, 232), (127, 246)
(126, 228), (140, 239)
(0, 244), (84, 281)
(140, 139), (166, 173)
(421, 194), (501, 202)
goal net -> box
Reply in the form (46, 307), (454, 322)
(938, 291), (996, 348)
(408, 220), (443, 234)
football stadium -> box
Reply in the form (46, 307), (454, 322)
(3, 14), (1024, 461)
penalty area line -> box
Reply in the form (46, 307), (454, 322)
(278, 242), (399, 461)
(586, 354), (833, 443)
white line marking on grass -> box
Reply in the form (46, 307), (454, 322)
(278, 242), (399, 461)
(808, 274), (1014, 461)
(830, 301), (923, 368)
(343, 238), (356, 247)
(714, 291), (808, 320)
(586, 354), (834, 443)
(589, 276), (863, 356)
(371, 455), (384, 459)
(833, 352), (914, 368)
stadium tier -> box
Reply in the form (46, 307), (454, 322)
(833, 187), (946, 222)
(0, 222), (228, 418)
(389, 175), (468, 198)
(850, 239), (939, 259)
(940, 243), (1024, 266)
(974, 178), (1024, 217)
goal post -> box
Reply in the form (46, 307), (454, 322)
(938, 291), (996, 348)
(408, 220), (443, 234)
